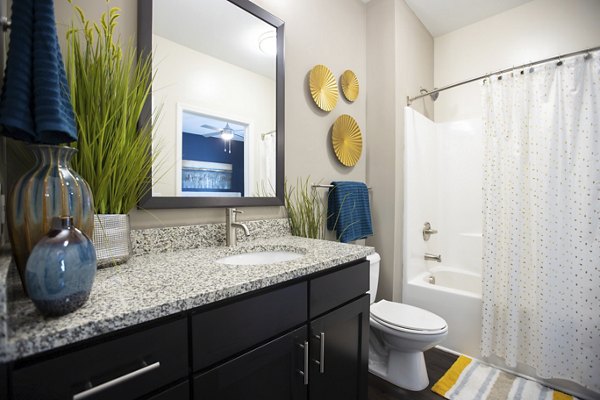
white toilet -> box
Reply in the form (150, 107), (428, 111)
(367, 253), (448, 391)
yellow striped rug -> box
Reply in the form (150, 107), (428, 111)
(432, 355), (579, 400)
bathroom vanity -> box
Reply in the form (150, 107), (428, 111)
(0, 225), (373, 400)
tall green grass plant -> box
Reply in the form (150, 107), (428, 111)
(284, 178), (326, 239)
(66, 1), (156, 214)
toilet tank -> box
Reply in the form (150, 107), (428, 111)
(367, 252), (380, 304)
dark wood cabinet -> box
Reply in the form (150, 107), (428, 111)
(309, 295), (369, 400)
(192, 259), (369, 400)
(4, 258), (369, 400)
(194, 326), (307, 400)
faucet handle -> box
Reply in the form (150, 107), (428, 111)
(423, 222), (438, 241)
(233, 209), (243, 214)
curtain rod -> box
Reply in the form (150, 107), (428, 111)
(407, 45), (600, 106)
(260, 130), (276, 140)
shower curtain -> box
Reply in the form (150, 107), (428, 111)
(258, 132), (276, 195)
(481, 51), (599, 392)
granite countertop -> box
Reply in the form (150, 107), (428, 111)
(0, 233), (373, 363)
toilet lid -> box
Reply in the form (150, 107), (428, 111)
(371, 300), (447, 332)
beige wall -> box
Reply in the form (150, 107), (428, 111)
(253, 0), (367, 185)
(366, 0), (433, 301)
(54, 0), (368, 229)
(434, 0), (600, 122)
(53, 0), (435, 302)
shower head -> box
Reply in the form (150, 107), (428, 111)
(420, 87), (439, 102)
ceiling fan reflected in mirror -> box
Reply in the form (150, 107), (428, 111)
(200, 123), (245, 153)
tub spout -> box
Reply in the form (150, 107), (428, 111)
(424, 253), (442, 263)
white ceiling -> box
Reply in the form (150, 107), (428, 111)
(369, 0), (533, 37)
(153, 0), (276, 78)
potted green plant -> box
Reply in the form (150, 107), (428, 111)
(65, 2), (156, 266)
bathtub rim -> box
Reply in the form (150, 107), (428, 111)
(408, 266), (482, 300)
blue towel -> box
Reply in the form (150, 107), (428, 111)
(0, 0), (77, 144)
(327, 181), (373, 243)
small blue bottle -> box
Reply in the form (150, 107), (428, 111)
(25, 216), (97, 316)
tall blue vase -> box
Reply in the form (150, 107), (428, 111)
(26, 216), (97, 316)
(7, 144), (94, 295)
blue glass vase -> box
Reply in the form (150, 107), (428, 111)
(25, 216), (97, 316)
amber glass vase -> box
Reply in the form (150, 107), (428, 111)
(7, 145), (94, 295)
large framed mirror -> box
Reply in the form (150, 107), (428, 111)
(138, 0), (284, 208)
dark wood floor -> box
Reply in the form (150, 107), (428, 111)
(368, 348), (458, 400)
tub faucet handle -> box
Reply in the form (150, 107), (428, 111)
(423, 222), (438, 241)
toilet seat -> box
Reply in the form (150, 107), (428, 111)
(371, 300), (447, 335)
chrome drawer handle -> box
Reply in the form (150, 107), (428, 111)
(313, 333), (325, 373)
(73, 361), (161, 400)
(297, 341), (309, 385)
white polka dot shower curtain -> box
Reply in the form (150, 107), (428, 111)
(480, 50), (600, 393)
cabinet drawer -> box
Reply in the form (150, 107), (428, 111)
(12, 318), (188, 400)
(146, 380), (189, 400)
(192, 282), (307, 371)
(194, 325), (307, 400)
(310, 260), (368, 318)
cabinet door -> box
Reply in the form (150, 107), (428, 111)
(309, 295), (369, 400)
(0, 363), (7, 400)
(194, 326), (307, 400)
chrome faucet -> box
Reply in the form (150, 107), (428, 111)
(424, 253), (442, 263)
(225, 208), (250, 246)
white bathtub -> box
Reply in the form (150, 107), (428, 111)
(403, 266), (483, 358)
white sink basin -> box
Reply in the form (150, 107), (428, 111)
(216, 251), (304, 265)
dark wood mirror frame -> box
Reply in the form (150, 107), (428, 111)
(137, 0), (285, 209)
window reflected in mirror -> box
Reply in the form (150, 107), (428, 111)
(180, 112), (246, 197)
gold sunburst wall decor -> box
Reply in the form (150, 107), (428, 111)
(309, 64), (338, 112)
(331, 114), (363, 167)
(340, 70), (359, 101)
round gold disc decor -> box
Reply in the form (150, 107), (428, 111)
(309, 64), (338, 112)
(331, 114), (363, 167)
(340, 70), (359, 101)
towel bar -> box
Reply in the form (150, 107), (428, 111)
(1, 17), (10, 32)
(312, 183), (372, 190)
